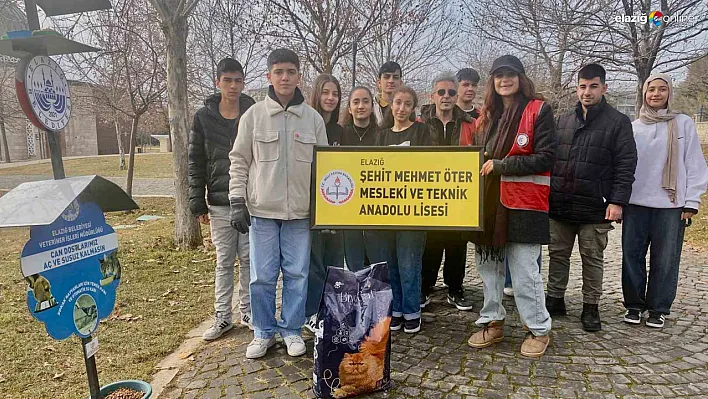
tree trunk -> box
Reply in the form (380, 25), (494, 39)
(0, 117), (10, 163)
(165, 18), (202, 249)
(549, 65), (563, 112)
(125, 115), (140, 196)
(635, 66), (651, 118)
(115, 118), (126, 170)
(166, 128), (173, 152)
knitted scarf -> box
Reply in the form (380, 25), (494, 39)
(472, 95), (529, 262)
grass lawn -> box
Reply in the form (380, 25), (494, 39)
(0, 198), (214, 399)
(685, 201), (708, 251)
(684, 145), (708, 250)
(0, 153), (174, 178)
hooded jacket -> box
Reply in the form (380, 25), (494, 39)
(550, 97), (637, 223)
(188, 92), (255, 216)
(228, 87), (328, 220)
(420, 104), (476, 146)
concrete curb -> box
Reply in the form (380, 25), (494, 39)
(149, 300), (239, 399)
(149, 318), (211, 398)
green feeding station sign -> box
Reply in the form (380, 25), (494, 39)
(0, 1), (150, 399)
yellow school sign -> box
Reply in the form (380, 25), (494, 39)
(311, 147), (484, 230)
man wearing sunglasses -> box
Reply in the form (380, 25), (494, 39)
(420, 72), (477, 312)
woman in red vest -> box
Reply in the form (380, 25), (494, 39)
(466, 55), (556, 358)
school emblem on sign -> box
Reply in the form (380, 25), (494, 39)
(16, 55), (72, 132)
(516, 133), (530, 148)
(320, 170), (355, 205)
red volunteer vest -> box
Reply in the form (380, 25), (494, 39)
(499, 99), (550, 212)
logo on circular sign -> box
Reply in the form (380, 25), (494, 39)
(16, 55), (72, 132)
(516, 133), (530, 148)
(61, 200), (81, 222)
(320, 170), (355, 205)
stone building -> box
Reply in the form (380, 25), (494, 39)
(0, 3), (117, 163)
(0, 62), (117, 162)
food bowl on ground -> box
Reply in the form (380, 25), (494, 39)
(88, 380), (152, 399)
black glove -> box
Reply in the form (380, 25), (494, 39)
(229, 197), (251, 233)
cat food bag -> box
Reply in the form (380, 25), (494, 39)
(313, 262), (393, 399)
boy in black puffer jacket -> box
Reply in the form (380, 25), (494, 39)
(188, 58), (255, 341)
(547, 64), (637, 332)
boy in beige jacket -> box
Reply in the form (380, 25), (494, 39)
(228, 49), (328, 359)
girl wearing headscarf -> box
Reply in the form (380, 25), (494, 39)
(465, 55), (555, 358)
(622, 73), (708, 329)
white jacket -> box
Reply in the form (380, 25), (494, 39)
(630, 114), (708, 210)
(229, 91), (328, 220)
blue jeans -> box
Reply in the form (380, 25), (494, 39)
(476, 243), (551, 336)
(505, 253), (542, 288)
(622, 205), (685, 315)
(306, 230), (344, 317)
(367, 230), (426, 320)
(504, 259), (512, 288)
(249, 217), (311, 339)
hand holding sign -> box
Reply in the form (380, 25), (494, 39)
(480, 160), (495, 176)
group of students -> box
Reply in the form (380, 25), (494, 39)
(188, 48), (708, 362)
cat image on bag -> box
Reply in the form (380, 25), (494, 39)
(25, 274), (57, 312)
(99, 251), (121, 286)
(333, 316), (391, 398)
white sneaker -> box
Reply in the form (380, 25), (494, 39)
(240, 312), (253, 330)
(245, 336), (276, 359)
(283, 335), (307, 357)
(503, 287), (514, 297)
(202, 313), (233, 341)
(304, 315), (317, 333)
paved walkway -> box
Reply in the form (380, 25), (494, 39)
(0, 152), (164, 169)
(0, 175), (175, 196)
(160, 227), (708, 398)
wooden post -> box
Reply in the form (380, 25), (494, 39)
(46, 131), (65, 179)
(82, 336), (102, 399)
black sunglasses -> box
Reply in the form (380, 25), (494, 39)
(436, 89), (457, 97)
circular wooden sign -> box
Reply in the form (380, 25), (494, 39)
(16, 55), (72, 132)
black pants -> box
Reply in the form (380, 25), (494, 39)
(622, 205), (685, 315)
(306, 231), (345, 317)
(421, 231), (468, 295)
